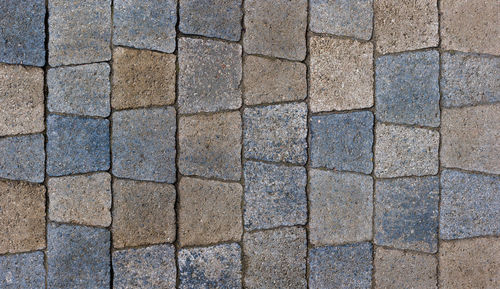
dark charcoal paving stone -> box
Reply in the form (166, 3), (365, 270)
(0, 251), (45, 288)
(0, 134), (45, 183)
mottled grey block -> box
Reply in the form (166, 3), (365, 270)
(0, 251), (45, 288)
(0, 134), (45, 183)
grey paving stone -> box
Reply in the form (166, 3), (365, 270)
(310, 111), (374, 174)
(0, 251), (45, 288)
(47, 63), (110, 117)
(178, 38), (242, 113)
(113, 0), (176, 53)
(440, 170), (500, 240)
(113, 244), (176, 289)
(0, 134), (45, 183)
(244, 161), (307, 231)
(376, 50), (440, 127)
(0, 0), (45, 66)
(375, 176), (439, 253)
(179, 243), (242, 289)
(48, 0), (111, 66)
(244, 227), (307, 288)
(179, 0), (242, 41)
(309, 242), (373, 289)
(47, 224), (110, 289)
(47, 114), (110, 176)
(309, 169), (373, 246)
(244, 102), (307, 165)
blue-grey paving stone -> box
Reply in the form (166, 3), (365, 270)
(0, 251), (45, 288)
(375, 177), (439, 253)
(179, 243), (242, 289)
(47, 223), (110, 289)
(113, 0), (176, 53)
(0, 134), (45, 183)
(112, 107), (176, 183)
(310, 111), (373, 174)
(309, 242), (373, 289)
(244, 103), (307, 165)
(47, 115), (110, 176)
(113, 244), (176, 289)
(376, 50), (440, 127)
(244, 161), (307, 231)
(0, 0), (45, 66)
(440, 170), (500, 240)
(180, 0), (242, 41)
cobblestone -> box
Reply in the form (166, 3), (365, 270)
(0, 134), (45, 183)
(0, 252), (45, 288)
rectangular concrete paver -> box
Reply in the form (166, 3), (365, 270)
(0, 251), (45, 288)
(0, 134), (45, 183)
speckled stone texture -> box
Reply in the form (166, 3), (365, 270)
(179, 243), (242, 289)
(309, 169), (373, 246)
(0, 134), (45, 183)
(310, 111), (374, 174)
(0, 252), (45, 288)
(309, 242), (373, 289)
(113, 244), (176, 289)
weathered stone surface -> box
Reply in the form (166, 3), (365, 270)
(48, 173), (112, 227)
(0, 134), (45, 183)
(310, 111), (374, 174)
(375, 124), (439, 178)
(178, 177), (242, 246)
(244, 161), (307, 230)
(113, 244), (176, 289)
(244, 227), (307, 288)
(48, 63), (110, 117)
(0, 64), (44, 136)
(179, 112), (242, 181)
(243, 0), (307, 61)
(309, 169), (373, 246)
(48, 0), (111, 66)
(309, 242), (373, 289)
(440, 170), (500, 240)
(310, 37), (373, 112)
(47, 224), (110, 288)
(376, 50), (440, 127)
(178, 38), (242, 113)
(374, 0), (438, 54)
(112, 107), (176, 183)
(0, 251), (45, 288)
(441, 104), (500, 174)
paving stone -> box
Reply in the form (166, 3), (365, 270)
(0, 134), (45, 183)
(0, 64), (44, 136)
(309, 169), (373, 246)
(376, 50), (440, 127)
(441, 52), (500, 107)
(243, 55), (307, 105)
(374, 124), (439, 178)
(178, 177), (242, 246)
(440, 0), (500, 55)
(179, 112), (241, 181)
(310, 111), (374, 174)
(440, 170), (500, 240)
(309, 242), (373, 289)
(375, 176), (439, 253)
(0, 251), (45, 288)
(48, 173), (112, 227)
(441, 104), (500, 174)
(113, 0), (176, 53)
(113, 244), (176, 289)
(244, 161), (307, 231)
(243, 0), (307, 61)
(47, 63), (110, 117)
(112, 107), (176, 183)
(440, 237), (500, 288)
(374, 247), (437, 289)
(0, 180), (45, 254)
(374, 0), (438, 54)
(47, 114), (110, 176)
(178, 38), (241, 113)
(244, 227), (307, 288)
(112, 47), (176, 109)
(309, 37), (374, 112)
(243, 102), (307, 165)
(112, 179), (176, 248)
(179, 0), (242, 41)
(0, 0), (45, 66)
(48, 0), (111, 66)
(47, 223), (110, 288)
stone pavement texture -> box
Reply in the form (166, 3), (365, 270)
(0, 0), (498, 288)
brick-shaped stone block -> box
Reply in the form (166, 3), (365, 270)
(0, 252), (45, 288)
(0, 134), (45, 183)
